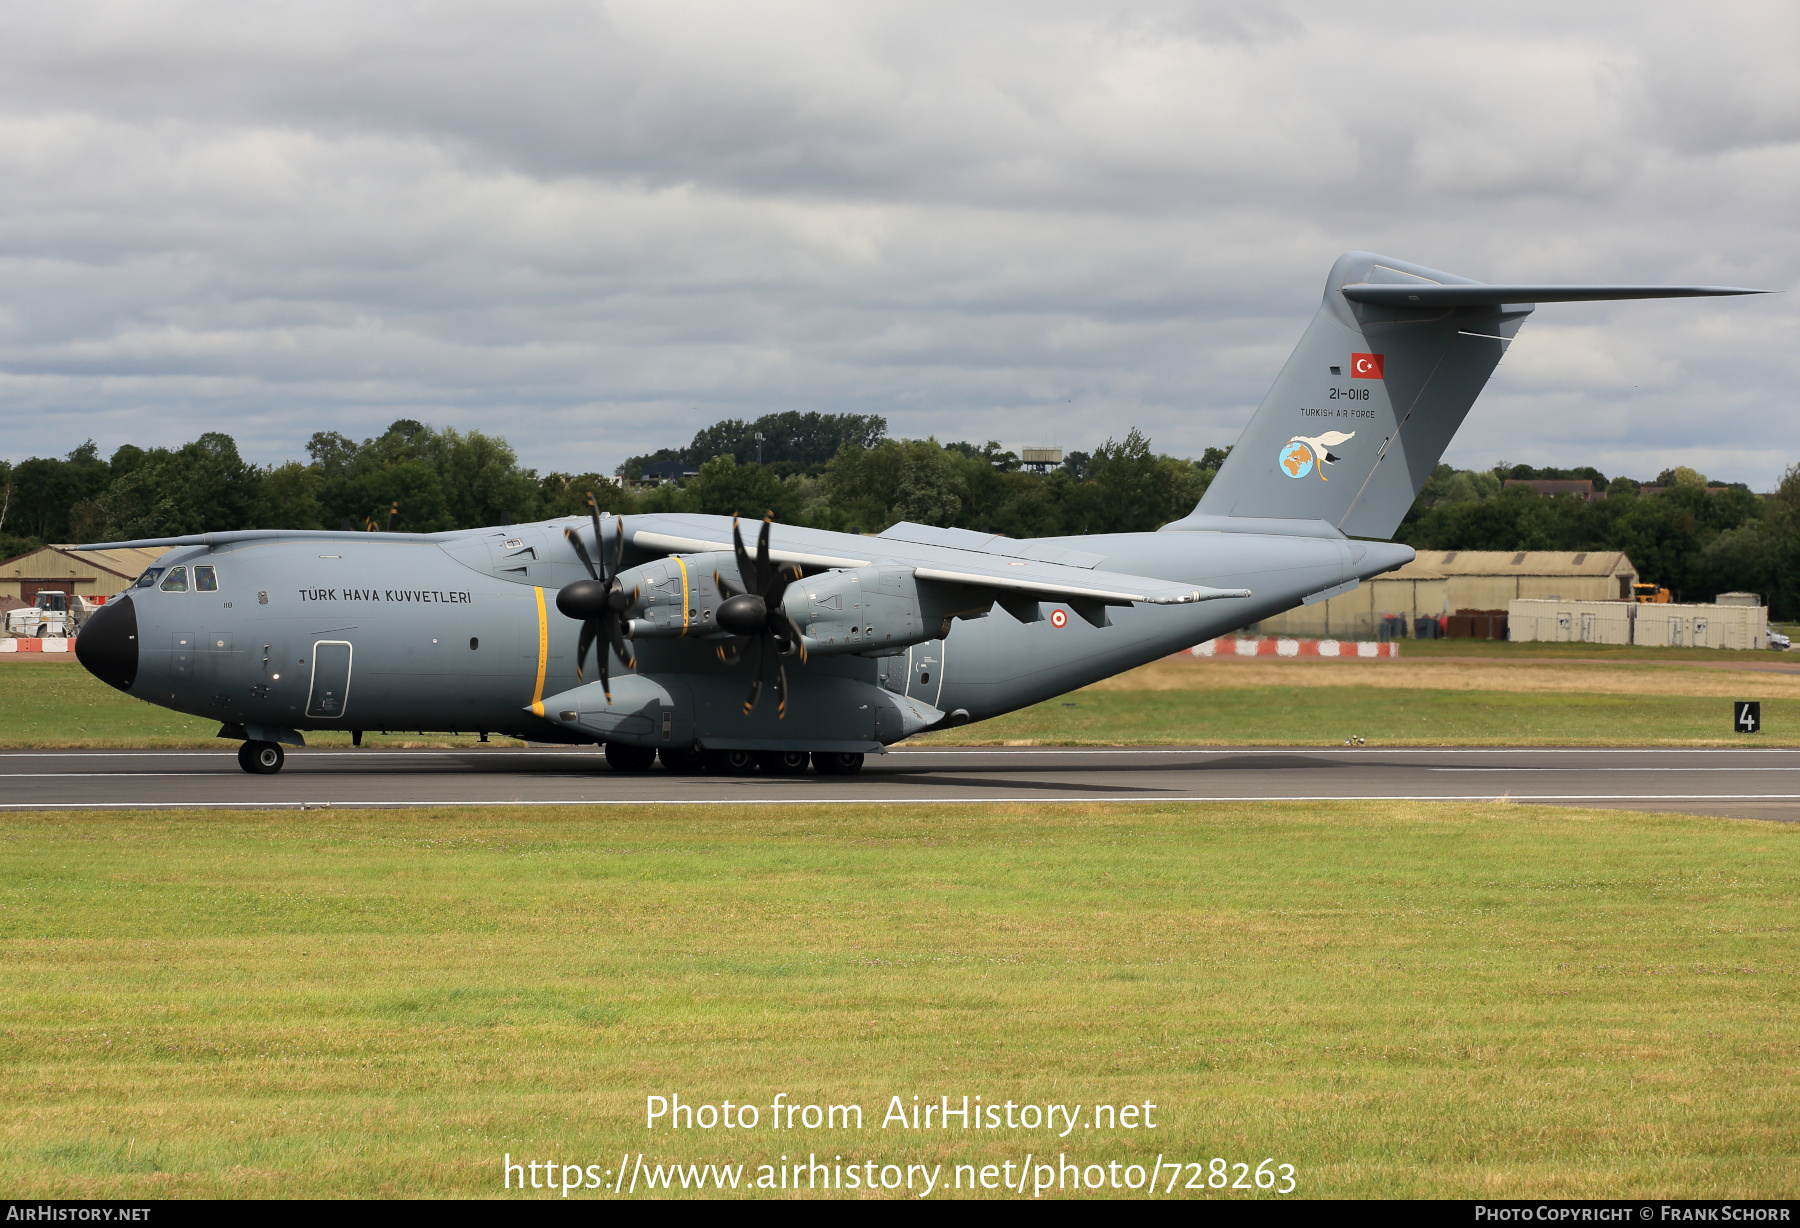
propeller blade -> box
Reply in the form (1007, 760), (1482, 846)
(597, 636), (611, 703)
(770, 609), (809, 663)
(755, 514), (772, 593)
(576, 620), (596, 681)
(610, 514), (627, 581)
(732, 515), (756, 597)
(774, 650), (788, 720)
(714, 570), (742, 599)
(607, 617), (636, 671)
(586, 492), (605, 571)
(716, 636), (747, 665)
(564, 528), (599, 580)
(766, 560), (800, 607)
(743, 634), (768, 714)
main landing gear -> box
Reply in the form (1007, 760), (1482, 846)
(237, 740), (285, 774)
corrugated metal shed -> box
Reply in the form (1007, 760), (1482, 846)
(1412, 550), (1637, 607)
(0, 545), (165, 603)
(1253, 549), (1639, 638)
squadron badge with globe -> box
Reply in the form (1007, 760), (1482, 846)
(1279, 431), (1354, 480)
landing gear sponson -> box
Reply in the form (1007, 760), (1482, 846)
(228, 737), (858, 776)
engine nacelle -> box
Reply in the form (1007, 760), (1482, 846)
(787, 566), (992, 656)
(617, 552), (735, 638)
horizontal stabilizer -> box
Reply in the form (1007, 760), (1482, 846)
(1342, 284), (1766, 307)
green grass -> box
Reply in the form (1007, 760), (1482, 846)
(920, 686), (1800, 747)
(1, 803), (1796, 1198)
(7, 657), (1794, 749)
(0, 662), (515, 748)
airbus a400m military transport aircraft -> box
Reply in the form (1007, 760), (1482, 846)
(71, 252), (1764, 775)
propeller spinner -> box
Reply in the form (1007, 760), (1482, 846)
(556, 493), (637, 701)
(715, 513), (807, 718)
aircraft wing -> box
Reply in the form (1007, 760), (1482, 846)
(625, 515), (1248, 606)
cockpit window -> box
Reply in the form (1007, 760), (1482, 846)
(159, 566), (188, 592)
(194, 565), (218, 592)
(135, 568), (165, 589)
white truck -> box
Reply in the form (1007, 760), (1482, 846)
(4, 591), (100, 639)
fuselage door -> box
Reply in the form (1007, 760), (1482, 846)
(905, 639), (946, 706)
(306, 640), (354, 719)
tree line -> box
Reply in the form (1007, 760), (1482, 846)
(3, 416), (1795, 616)
(1398, 462), (1800, 616)
(0, 414), (1226, 554)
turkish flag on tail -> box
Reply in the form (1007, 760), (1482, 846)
(1351, 352), (1384, 379)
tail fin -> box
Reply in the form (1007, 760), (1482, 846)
(1176, 251), (1762, 540)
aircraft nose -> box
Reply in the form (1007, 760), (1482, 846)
(75, 594), (138, 691)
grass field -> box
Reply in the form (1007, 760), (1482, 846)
(0, 659), (515, 749)
(5, 650), (1797, 748)
(1, 802), (1795, 1199)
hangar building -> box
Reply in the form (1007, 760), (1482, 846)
(1250, 550), (1638, 639)
(0, 544), (161, 612)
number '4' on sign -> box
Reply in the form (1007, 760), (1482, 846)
(1735, 701), (1761, 733)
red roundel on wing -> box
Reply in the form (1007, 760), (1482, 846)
(1351, 352), (1384, 379)
(1050, 609), (1068, 628)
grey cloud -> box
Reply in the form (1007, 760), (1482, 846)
(0, 0), (1793, 487)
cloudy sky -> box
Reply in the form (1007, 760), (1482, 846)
(1, 1), (1794, 486)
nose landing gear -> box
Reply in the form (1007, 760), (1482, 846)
(237, 740), (285, 774)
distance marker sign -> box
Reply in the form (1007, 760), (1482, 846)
(1735, 701), (1761, 733)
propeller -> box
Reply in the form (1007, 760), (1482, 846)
(556, 493), (637, 701)
(714, 513), (807, 718)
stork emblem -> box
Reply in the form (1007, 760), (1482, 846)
(1278, 431), (1355, 480)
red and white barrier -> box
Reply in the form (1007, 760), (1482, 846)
(0, 638), (72, 653)
(1185, 638), (1398, 659)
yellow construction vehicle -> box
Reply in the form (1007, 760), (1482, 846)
(1632, 582), (1673, 604)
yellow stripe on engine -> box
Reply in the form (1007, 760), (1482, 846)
(530, 585), (549, 715)
(675, 556), (691, 636)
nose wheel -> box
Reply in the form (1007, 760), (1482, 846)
(604, 742), (657, 773)
(238, 740), (285, 774)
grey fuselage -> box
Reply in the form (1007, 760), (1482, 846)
(80, 514), (1409, 750)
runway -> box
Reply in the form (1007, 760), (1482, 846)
(1, 746), (1797, 821)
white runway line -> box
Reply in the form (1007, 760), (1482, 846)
(1433, 766), (1800, 772)
(0, 772), (225, 778)
(3, 793), (1798, 811)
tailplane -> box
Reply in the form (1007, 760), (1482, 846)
(1168, 252), (1762, 540)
